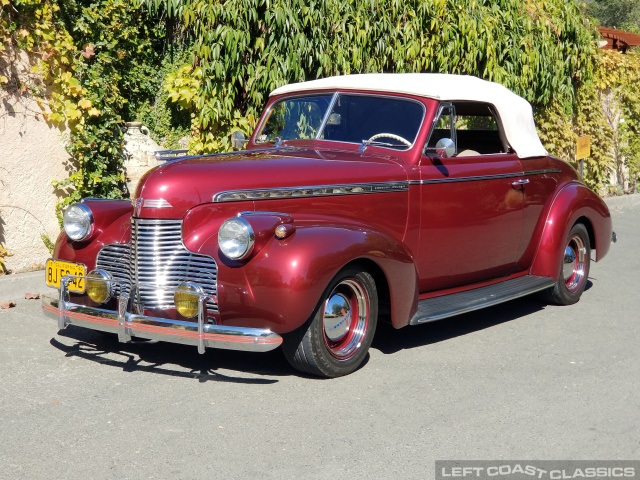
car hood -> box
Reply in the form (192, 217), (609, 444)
(134, 146), (408, 218)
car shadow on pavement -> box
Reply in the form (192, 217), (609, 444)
(373, 296), (549, 354)
(50, 327), (292, 384)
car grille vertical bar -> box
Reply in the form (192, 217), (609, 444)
(96, 219), (219, 314)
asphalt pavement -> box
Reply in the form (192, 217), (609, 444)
(0, 195), (638, 479)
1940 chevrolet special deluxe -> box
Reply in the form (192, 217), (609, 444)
(42, 73), (614, 377)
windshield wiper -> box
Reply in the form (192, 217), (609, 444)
(359, 139), (395, 152)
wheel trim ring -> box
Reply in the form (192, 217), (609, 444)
(322, 278), (369, 360)
(563, 234), (586, 293)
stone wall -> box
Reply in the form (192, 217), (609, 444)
(0, 49), (69, 273)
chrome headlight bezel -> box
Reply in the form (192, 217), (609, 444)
(218, 217), (255, 260)
(63, 203), (94, 241)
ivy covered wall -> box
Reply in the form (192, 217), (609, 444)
(1, 0), (639, 223)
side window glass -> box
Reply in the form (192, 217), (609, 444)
(453, 103), (506, 156)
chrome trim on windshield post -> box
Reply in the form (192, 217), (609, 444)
(316, 93), (340, 139)
(213, 181), (409, 202)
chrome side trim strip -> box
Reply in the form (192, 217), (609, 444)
(409, 168), (562, 185)
(213, 181), (409, 202)
(410, 173), (522, 185)
(522, 168), (563, 176)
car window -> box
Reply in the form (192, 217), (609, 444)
(256, 95), (333, 143)
(426, 102), (507, 156)
(255, 93), (424, 150)
(321, 94), (424, 149)
(454, 103), (506, 155)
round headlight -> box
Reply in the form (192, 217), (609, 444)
(218, 217), (255, 260)
(63, 203), (93, 241)
(86, 269), (113, 304)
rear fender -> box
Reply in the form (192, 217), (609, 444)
(530, 183), (612, 279)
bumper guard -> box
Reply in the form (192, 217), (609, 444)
(42, 275), (282, 353)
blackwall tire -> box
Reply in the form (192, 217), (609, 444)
(544, 223), (591, 306)
(282, 267), (378, 378)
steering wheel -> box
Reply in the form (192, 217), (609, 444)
(368, 133), (412, 147)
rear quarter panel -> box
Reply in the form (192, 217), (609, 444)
(530, 181), (612, 279)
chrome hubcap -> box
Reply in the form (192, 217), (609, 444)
(323, 293), (351, 342)
(563, 235), (586, 292)
(322, 279), (369, 360)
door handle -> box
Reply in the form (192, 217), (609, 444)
(511, 179), (530, 186)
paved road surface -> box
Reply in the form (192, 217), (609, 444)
(1, 198), (638, 479)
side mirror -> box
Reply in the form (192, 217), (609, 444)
(435, 138), (456, 158)
(231, 131), (248, 150)
(424, 138), (456, 159)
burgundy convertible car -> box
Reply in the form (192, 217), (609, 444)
(43, 74), (614, 377)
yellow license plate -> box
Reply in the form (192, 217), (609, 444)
(46, 259), (86, 293)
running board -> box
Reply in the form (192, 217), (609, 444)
(410, 275), (555, 325)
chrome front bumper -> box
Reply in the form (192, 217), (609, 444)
(42, 278), (282, 354)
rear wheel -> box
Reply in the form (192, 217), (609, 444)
(544, 223), (591, 305)
(283, 267), (378, 378)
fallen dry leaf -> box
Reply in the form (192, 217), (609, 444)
(25, 293), (41, 300)
(1, 301), (16, 309)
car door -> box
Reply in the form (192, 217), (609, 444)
(416, 102), (526, 293)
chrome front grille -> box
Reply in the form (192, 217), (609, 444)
(96, 243), (131, 297)
(96, 219), (218, 313)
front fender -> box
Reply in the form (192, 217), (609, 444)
(530, 182), (612, 279)
(53, 199), (133, 269)
(194, 223), (417, 334)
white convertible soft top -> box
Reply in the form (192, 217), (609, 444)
(270, 73), (548, 159)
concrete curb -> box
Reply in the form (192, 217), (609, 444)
(604, 192), (640, 210)
(0, 270), (46, 303)
(1, 193), (637, 303)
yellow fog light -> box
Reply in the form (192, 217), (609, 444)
(86, 269), (113, 304)
(174, 282), (204, 318)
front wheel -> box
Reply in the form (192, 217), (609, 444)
(544, 223), (591, 305)
(282, 267), (378, 378)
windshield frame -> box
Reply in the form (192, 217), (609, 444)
(253, 92), (427, 151)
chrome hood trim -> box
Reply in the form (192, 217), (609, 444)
(213, 181), (409, 202)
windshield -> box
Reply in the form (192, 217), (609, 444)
(255, 93), (424, 150)
(256, 95), (332, 144)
